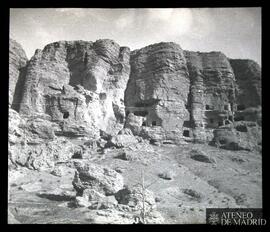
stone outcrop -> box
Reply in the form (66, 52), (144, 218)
(125, 42), (190, 143)
(17, 39), (130, 138)
(184, 51), (237, 143)
(9, 39), (28, 109)
(9, 38), (262, 168)
(72, 161), (124, 196)
(211, 121), (262, 151)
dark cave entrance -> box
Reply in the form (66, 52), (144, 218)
(237, 104), (246, 111)
(183, 130), (190, 137)
(152, 121), (157, 126)
(235, 116), (245, 121)
(63, 112), (69, 119)
(134, 111), (148, 117)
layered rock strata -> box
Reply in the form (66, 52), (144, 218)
(9, 39), (28, 109)
(125, 42), (190, 143)
(9, 38), (262, 166)
(18, 39), (130, 138)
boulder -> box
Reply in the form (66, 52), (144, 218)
(72, 161), (124, 196)
(189, 149), (216, 163)
(158, 170), (175, 180)
(211, 122), (261, 151)
(107, 134), (138, 148)
(115, 186), (156, 212)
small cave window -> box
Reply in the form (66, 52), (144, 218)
(183, 121), (191, 128)
(134, 111), (148, 117)
(224, 105), (229, 110)
(237, 104), (246, 111)
(63, 112), (69, 119)
(225, 120), (230, 125)
(183, 130), (190, 137)
(219, 139), (227, 144)
(142, 121), (146, 126)
(235, 116), (245, 121)
(205, 105), (210, 110)
(99, 93), (107, 100)
(152, 121), (157, 126)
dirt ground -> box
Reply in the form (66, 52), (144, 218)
(8, 142), (262, 224)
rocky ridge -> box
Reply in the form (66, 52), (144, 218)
(9, 38), (261, 170)
(8, 38), (262, 224)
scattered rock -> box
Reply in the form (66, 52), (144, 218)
(189, 149), (216, 164)
(37, 189), (76, 201)
(50, 166), (64, 177)
(115, 186), (156, 212)
(72, 161), (124, 196)
(82, 189), (105, 201)
(158, 170), (175, 180)
(107, 134), (138, 148)
(182, 188), (202, 202)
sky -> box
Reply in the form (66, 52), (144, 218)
(10, 8), (261, 65)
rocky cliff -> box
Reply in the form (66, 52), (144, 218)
(9, 38), (262, 170)
(9, 39), (28, 109)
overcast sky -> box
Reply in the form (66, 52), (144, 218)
(10, 8), (261, 65)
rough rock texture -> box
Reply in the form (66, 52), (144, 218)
(8, 108), (80, 170)
(125, 42), (190, 143)
(184, 51), (237, 143)
(115, 186), (156, 212)
(9, 38), (261, 171)
(9, 39), (28, 108)
(211, 122), (262, 151)
(18, 39), (130, 138)
(72, 161), (124, 196)
(230, 59), (261, 126)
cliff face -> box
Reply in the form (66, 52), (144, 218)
(17, 39), (130, 138)
(184, 51), (237, 142)
(9, 39), (262, 169)
(9, 39), (28, 109)
(125, 42), (190, 142)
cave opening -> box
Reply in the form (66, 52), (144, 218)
(218, 121), (223, 126)
(183, 121), (191, 128)
(152, 121), (157, 126)
(237, 104), (246, 111)
(235, 116), (245, 121)
(224, 105), (229, 110)
(99, 93), (107, 100)
(183, 130), (190, 137)
(142, 121), (146, 126)
(205, 105), (210, 110)
(134, 111), (148, 117)
(63, 112), (69, 119)
(210, 118), (214, 124)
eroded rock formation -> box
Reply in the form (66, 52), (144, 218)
(9, 39), (28, 109)
(9, 38), (262, 170)
(18, 39), (130, 138)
